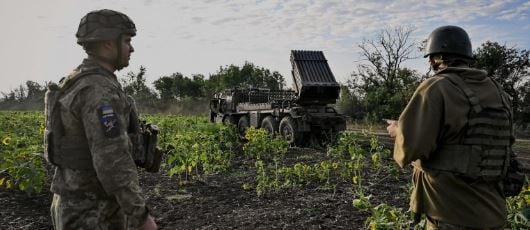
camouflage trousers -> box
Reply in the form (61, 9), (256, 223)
(426, 216), (503, 230)
(50, 193), (128, 230)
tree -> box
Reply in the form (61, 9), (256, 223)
(473, 41), (530, 123)
(1, 91), (15, 102)
(336, 85), (361, 119)
(153, 73), (206, 100)
(188, 74), (206, 98)
(153, 74), (180, 100)
(121, 65), (157, 100)
(25, 81), (45, 100)
(14, 85), (26, 101)
(207, 62), (285, 94)
(349, 26), (421, 121)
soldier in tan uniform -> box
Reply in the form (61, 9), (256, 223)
(45, 9), (157, 229)
(387, 26), (522, 229)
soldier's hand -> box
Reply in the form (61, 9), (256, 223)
(139, 215), (157, 230)
(385, 119), (398, 138)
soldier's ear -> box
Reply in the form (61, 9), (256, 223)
(104, 40), (117, 50)
(85, 41), (113, 57)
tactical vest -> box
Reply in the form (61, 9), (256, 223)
(44, 70), (101, 170)
(420, 73), (513, 182)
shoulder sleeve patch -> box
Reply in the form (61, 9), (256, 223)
(99, 105), (120, 137)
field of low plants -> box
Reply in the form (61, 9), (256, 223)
(1, 111), (529, 229)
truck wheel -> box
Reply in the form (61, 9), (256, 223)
(223, 115), (236, 125)
(279, 116), (302, 145)
(261, 116), (277, 135)
(238, 116), (250, 139)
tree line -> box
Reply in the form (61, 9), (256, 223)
(0, 62), (286, 114)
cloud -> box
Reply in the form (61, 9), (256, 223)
(497, 1), (530, 20)
(130, 0), (530, 72)
(211, 16), (241, 26)
(191, 17), (204, 24)
(142, 0), (528, 83)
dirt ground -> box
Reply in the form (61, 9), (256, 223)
(0, 147), (411, 229)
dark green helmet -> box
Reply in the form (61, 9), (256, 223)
(424, 25), (472, 59)
(76, 9), (136, 45)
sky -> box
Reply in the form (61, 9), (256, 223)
(0, 0), (529, 94)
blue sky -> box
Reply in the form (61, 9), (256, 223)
(0, 0), (529, 93)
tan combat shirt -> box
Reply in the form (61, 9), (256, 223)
(393, 67), (507, 227)
(50, 58), (147, 227)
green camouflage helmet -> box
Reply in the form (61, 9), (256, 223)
(76, 9), (136, 45)
(424, 25), (472, 59)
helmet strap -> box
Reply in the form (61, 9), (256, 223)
(114, 34), (124, 70)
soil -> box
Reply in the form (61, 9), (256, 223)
(0, 147), (411, 229)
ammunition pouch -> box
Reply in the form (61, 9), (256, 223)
(142, 123), (162, 173)
(128, 104), (163, 173)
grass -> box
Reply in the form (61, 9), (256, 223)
(346, 121), (387, 131)
(514, 139), (530, 149)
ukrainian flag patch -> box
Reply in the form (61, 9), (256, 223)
(101, 106), (114, 115)
(99, 105), (120, 137)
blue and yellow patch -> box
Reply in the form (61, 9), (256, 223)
(99, 105), (120, 137)
(101, 106), (114, 115)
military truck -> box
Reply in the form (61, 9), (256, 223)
(209, 50), (346, 145)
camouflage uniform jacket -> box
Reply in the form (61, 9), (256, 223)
(393, 67), (508, 227)
(50, 58), (147, 227)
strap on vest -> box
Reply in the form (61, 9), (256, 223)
(489, 80), (514, 178)
(442, 74), (482, 114)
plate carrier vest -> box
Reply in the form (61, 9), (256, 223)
(419, 73), (514, 182)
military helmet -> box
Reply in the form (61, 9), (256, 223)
(424, 25), (472, 59)
(76, 9), (136, 45)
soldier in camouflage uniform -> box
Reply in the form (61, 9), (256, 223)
(387, 26), (522, 229)
(45, 9), (157, 229)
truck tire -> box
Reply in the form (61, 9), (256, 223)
(279, 116), (302, 145)
(238, 116), (250, 139)
(223, 115), (236, 125)
(261, 116), (277, 135)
